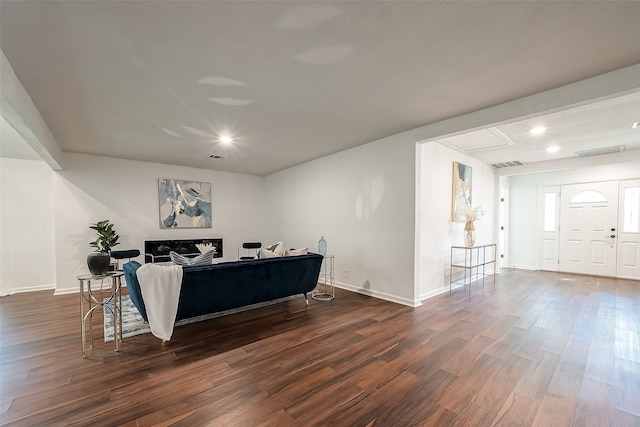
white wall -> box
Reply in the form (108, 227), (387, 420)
(25, 153), (267, 293)
(3, 138), (420, 304)
(505, 159), (640, 269)
(1, 133), (494, 307)
(0, 158), (57, 294)
(417, 142), (496, 300)
(265, 131), (419, 306)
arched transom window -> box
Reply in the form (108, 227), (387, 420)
(570, 190), (607, 203)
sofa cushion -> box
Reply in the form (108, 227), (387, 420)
(268, 241), (284, 256)
(257, 248), (278, 258)
(285, 247), (308, 257)
(258, 241), (284, 258)
(170, 250), (215, 266)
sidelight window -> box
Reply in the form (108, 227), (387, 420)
(543, 193), (556, 232)
(623, 186), (639, 233)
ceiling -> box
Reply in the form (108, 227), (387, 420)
(1, 1), (640, 176)
(437, 91), (640, 168)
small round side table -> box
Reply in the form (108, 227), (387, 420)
(313, 255), (335, 301)
(78, 271), (124, 357)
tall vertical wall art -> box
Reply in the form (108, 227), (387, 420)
(451, 162), (472, 221)
(158, 179), (212, 229)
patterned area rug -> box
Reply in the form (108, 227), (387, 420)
(103, 294), (300, 342)
(103, 295), (150, 341)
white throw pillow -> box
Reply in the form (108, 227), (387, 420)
(257, 241), (284, 258)
(268, 241), (284, 256)
(195, 243), (216, 254)
(285, 247), (308, 257)
(169, 250), (215, 266)
(257, 247), (278, 258)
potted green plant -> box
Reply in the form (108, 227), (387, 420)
(87, 219), (120, 275)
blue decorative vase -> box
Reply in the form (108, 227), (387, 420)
(318, 236), (327, 256)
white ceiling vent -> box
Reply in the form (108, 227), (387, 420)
(489, 160), (526, 169)
(575, 145), (624, 157)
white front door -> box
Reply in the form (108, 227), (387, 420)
(558, 181), (619, 277)
(617, 179), (640, 279)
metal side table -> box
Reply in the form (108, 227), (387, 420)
(313, 255), (335, 301)
(78, 271), (123, 357)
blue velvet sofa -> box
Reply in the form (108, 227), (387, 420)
(122, 253), (323, 322)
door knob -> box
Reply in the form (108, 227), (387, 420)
(610, 235), (616, 238)
(611, 228), (616, 231)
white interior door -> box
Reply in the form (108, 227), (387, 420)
(559, 181), (619, 277)
(617, 179), (640, 279)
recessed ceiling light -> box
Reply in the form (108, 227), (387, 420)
(530, 127), (547, 135)
(547, 145), (560, 153)
(219, 135), (233, 144)
(633, 121), (640, 129)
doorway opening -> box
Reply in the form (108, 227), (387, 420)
(538, 179), (640, 279)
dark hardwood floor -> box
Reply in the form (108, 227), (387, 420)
(1, 269), (639, 426)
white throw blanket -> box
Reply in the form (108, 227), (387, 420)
(136, 263), (183, 341)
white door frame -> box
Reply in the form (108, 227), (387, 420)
(498, 188), (508, 270)
(617, 179), (640, 279)
(537, 178), (640, 279)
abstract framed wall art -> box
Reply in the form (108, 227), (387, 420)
(158, 178), (212, 229)
(451, 161), (472, 221)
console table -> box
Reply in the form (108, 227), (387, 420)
(79, 271), (123, 357)
(450, 244), (496, 297)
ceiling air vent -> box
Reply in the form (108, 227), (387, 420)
(575, 145), (624, 158)
(489, 160), (526, 169)
(209, 154), (226, 159)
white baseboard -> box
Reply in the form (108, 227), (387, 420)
(419, 284), (462, 301)
(54, 286), (78, 295)
(334, 281), (421, 307)
(3, 284), (56, 296)
(507, 264), (537, 271)
(55, 281), (128, 295)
